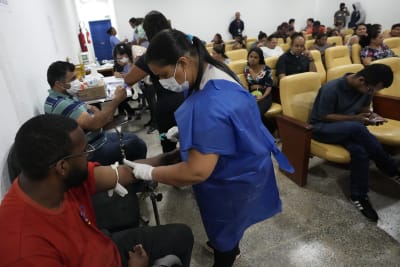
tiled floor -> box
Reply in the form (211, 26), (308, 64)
(121, 112), (400, 267)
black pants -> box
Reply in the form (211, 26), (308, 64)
(111, 224), (194, 267)
(143, 84), (158, 127)
(213, 243), (240, 267)
(156, 92), (184, 152)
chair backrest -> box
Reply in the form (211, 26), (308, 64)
(324, 46), (352, 70)
(279, 43), (290, 53)
(383, 37), (400, 56)
(326, 64), (364, 82)
(225, 43), (234, 51)
(344, 34), (352, 44)
(237, 73), (248, 89)
(279, 72), (322, 122)
(341, 28), (354, 36)
(265, 56), (279, 86)
(226, 49), (247, 61)
(206, 46), (213, 55)
(246, 38), (257, 50)
(305, 39), (315, 50)
(371, 57), (400, 97)
(227, 60), (247, 75)
(351, 43), (362, 64)
(327, 36), (343, 46)
(310, 50), (326, 84)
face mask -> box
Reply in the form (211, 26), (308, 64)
(159, 62), (189, 93)
(119, 57), (129, 64)
(66, 79), (82, 95)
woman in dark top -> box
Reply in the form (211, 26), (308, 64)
(244, 47), (273, 115)
(276, 32), (316, 82)
(124, 11), (184, 152)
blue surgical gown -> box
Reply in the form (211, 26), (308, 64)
(175, 70), (291, 252)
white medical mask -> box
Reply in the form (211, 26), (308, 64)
(159, 62), (189, 93)
(119, 57), (129, 64)
(66, 79), (82, 95)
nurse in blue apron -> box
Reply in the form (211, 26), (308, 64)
(124, 29), (293, 267)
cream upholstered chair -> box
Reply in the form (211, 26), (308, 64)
(310, 50), (326, 84)
(371, 57), (400, 121)
(305, 39), (315, 50)
(265, 56), (279, 87)
(351, 44), (362, 64)
(279, 43), (290, 53)
(226, 49), (247, 62)
(324, 46), (352, 70)
(276, 72), (350, 186)
(326, 61), (400, 147)
(383, 37), (400, 56)
(326, 64), (363, 82)
(237, 73), (248, 89)
(327, 36), (343, 46)
(245, 37), (257, 50)
(341, 28), (354, 36)
(227, 60), (247, 75)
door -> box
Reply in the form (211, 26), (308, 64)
(89, 19), (112, 62)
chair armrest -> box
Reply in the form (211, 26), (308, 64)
(276, 114), (313, 186)
(373, 94), (400, 121)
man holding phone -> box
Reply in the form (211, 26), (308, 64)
(309, 64), (400, 222)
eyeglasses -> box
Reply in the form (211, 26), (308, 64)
(49, 144), (96, 168)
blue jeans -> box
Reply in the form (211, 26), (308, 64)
(312, 121), (398, 197)
(91, 132), (147, 165)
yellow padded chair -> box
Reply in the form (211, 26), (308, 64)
(326, 64), (364, 82)
(310, 50), (326, 84)
(226, 49), (247, 61)
(276, 72), (350, 186)
(227, 60), (247, 75)
(324, 45), (352, 70)
(327, 36), (343, 46)
(237, 73), (248, 89)
(305, 39), (315, 50)
(351, 44), (362, 64)
(225, 43), (234, 51)
(383, 37), (400, 56)
(371, 57), (400, 121)
(279, 43), (290, 53)
(341, 28), (354, 36)
(265, 56), (279, 87)
(246, 38), (257, 50)
(326, 61), (400, 146)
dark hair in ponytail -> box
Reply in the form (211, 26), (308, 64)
(145, 29), (240, 95)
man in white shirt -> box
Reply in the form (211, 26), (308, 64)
(261, 34), (284, 58)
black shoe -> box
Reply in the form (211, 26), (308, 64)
(351, 196), (379, 222)
(204, 241), (241, 260)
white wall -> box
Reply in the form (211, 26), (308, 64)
(0, 0), (80, 198)
(114, 0), (400, 42)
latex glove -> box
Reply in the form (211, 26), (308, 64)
(165, 126), (179, 142)
(108, 162), (128, 197)
(123, 159), (154, 181)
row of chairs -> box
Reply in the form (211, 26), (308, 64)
(276, 57), (400, 186)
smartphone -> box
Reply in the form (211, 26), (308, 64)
(369, 117), (385, 124)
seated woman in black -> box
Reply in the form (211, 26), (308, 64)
(276, 32), (316, 82)
(244, 47), (273, 116)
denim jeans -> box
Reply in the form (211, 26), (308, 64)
(312, 121), (398, 197)
(91, 132), (147, 165)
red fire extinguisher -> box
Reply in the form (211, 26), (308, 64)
(78, 26), (88, 52)
(85, 27), (91, 44)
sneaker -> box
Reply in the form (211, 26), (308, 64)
(204, 241), (241, 260)
(351, 196), (379, 222)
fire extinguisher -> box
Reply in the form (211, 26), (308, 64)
(78, 26), (88, 52)
(85, 26), (91, 44)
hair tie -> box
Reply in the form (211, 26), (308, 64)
(186, 34), (193, 44)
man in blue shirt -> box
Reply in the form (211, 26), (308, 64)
(309, 64), (400, 222)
